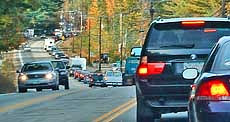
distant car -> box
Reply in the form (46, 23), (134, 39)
(23, 45), (31, 52)
(78, 70), (90, 82)
(104, 70), (123, 86)
(188, 36), (230, 122)
(51, 60), (69, 89)
(83, 73), (93, 84)
(40, 34), (46, 39)
(48, 46), (57, 55)
(89, 73), (105, 87)
(70, 65), (82, 77)
(55, 52), (67, 59)
(17, 61), (59, 92)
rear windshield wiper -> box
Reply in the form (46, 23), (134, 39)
(160, 44), (195, 49)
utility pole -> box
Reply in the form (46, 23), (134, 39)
(88, 19), (91, 64)
(149, 1), (155, 22)
(80, 35), (82, 57)
(99, 17), (102, 71)
(120, 13), (123, 72)
(222, 0), (226, 17)
(72, 33), (75, 55)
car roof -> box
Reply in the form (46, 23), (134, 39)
(24, 61), (52, 65)
(217, 36), (230, 45)
(151, 17), (230, 25)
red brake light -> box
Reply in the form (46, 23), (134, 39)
(196, 80), (230, 100)
(137, 56), (165, 76)
(181, 20), (205, 28)
(204, 29), (217, 33)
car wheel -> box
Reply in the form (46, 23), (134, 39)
(52, 85), (59, 90)
(136, 88), (161, 122)
(19, 88), (27, 93)
(64, 81), (70, 90)
(36, 88), (42, 92)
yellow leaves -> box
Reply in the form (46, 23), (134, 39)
(162, 0), (221, 18)
(105, 0), (115, 17)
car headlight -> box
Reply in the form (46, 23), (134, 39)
(104, 77), (108, 81)
(70, 70), (73, 73)
(45, 73), (53, 80)
(19, 74), (28, 81)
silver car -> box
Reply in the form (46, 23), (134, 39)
(17, 61), (59, 92)
(104, 70), (123, 86)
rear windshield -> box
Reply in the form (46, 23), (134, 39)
(146, 22), (230, 49)
(51, 61), (65, 69)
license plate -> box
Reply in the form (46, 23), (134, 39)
(184, 62), (204, 72)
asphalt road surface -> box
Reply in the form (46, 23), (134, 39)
(0, 39), (188, 122)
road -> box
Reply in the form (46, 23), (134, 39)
(0, 39), (188, 122)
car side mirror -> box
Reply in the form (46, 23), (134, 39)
(16, 70), (20, 73)
(182, 68), (199, 80)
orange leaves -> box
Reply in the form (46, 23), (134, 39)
(105, 0), (115, 17)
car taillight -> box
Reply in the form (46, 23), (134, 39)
(137, 56), (165, 76)
(196, 80), (230, 101)
(181, 20), (205, 28)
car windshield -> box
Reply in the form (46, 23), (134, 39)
(22, 63), (52, 72)
(147, 24), (230, 49)
(51, 61), (65, 69)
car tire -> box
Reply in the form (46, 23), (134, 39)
(52, 85), (59, 90)
(36, 88), (42, 92)
(136, 88), (161, 122)
(19, 88), (27, 93)
(64, 81), (70, 90)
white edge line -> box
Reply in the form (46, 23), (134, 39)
(18, 50), (24, 66)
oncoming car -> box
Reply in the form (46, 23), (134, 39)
(17, 61), (59, 92)
(135, 17), (230, 121)
(188, 36), (230, 122)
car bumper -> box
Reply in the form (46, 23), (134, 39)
(105, 82), (123, 86)
(93, 82), (106, 86)
(194, 101), (230, 122)
(19, 82), (57, 89)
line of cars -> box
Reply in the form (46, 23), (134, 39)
(70, 68), (123, 87)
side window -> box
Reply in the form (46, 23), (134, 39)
(203, 44), (219, 72)
(212, 42), (230, 71)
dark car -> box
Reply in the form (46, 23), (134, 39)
(17, 61), (59, 92)
(89, 73), (105, 87)
(135, 17), (230, 121)
(187, 36), (230, 122)
(51, 60), (69, 89)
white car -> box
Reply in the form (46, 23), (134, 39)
(104, 70), (123, 86)
(23, 45), (31, 52)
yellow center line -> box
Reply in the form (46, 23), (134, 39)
(94, 98), (136, 122)
(103, 102), (137, 122)
(0, 90), (81, 113)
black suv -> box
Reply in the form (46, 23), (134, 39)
(51, 60), (70, 89)
(135, 17), (230, 121)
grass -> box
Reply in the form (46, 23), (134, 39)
(0, 54), (17, 93)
